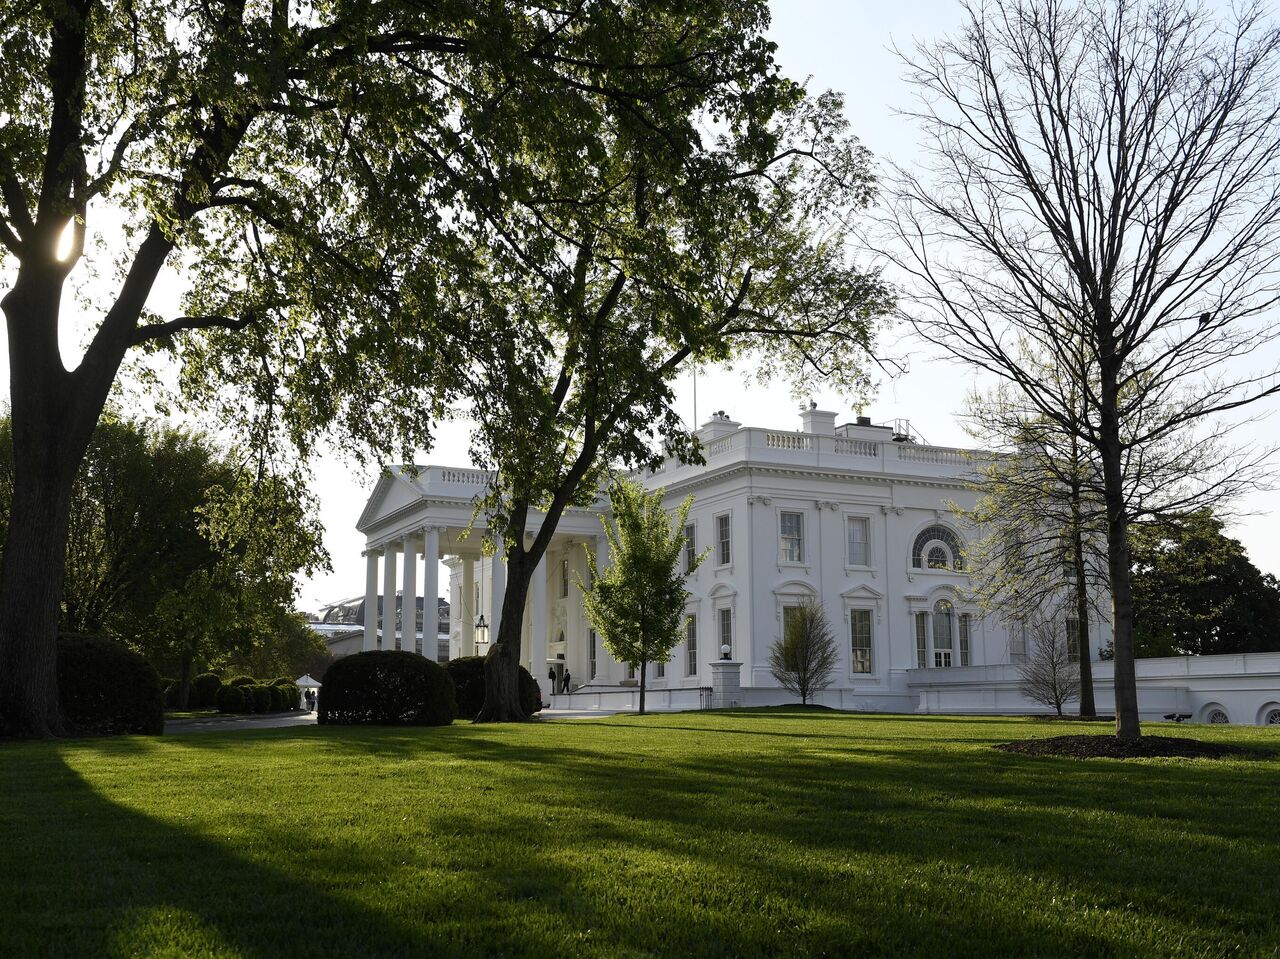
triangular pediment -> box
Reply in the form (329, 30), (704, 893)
(840, 583), (884, 601)
(356, 466), (425, 532)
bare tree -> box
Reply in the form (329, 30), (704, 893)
(1017, 618), (1082, 716)
(768, 602), (838, 706)
(886, 0), (1280, 738)
(959, 375), (1110, 717)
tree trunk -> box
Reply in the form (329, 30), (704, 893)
(0, 273), (107, 737)
(638, 657), (647, 715)
(475, 547), (532, 723)
(1069, 497), (1097, 718)
(1098, 372), (1141, 739)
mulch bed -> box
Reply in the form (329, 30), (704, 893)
(994, 734), (1264, 760)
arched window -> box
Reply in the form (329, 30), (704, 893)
(932, 600), (954, 667)
(912, 525), (964, 570)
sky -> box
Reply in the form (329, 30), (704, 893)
(2, 1), (1277, 611)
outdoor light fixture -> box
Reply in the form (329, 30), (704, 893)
(720, 644), (731, 660)
(475, 614), (487, 631)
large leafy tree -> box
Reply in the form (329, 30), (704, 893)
(0, 414), (326, 705)
(1130, 511), (1280, 657)
(583, 481), (700, 717)
(395, 79), (889, 721)
(0, 1), (820, 735)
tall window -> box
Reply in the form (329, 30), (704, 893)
(847, 516), (870, 566)
(716, 514), (732, 566)
(683, 523), (696, 573)
(933, 600), (954, 667)
(780, 511), (804, 562)
(850, 609), (873, 673)
(911, 525), (965, 570)
(560, 558), (569, 598)
(1066, 617), (1081, 663)
(589, 629), (597, 679)
(686, 616), (698, 675)
(1010, 623), (1028, 664)
(959, 613), (971, 666)
(656, 659), (665, 679)
(915, 612), (928, 668)
(781, 604), (802, 639)
(718, 607), (733, 657)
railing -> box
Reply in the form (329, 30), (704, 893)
(896, 446), (967, 466)
(834, 437), (879, 457)
(439, 468), (493, 486)
(705, 436), (735, 457)
(765, 431), (813, 451)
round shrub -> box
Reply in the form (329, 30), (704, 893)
(280, 683), (300, 710)
(445, 655), (541, 720)
(192, 672), (222, 707)
(215, 684), (247, 714)
(318, 651), (455, 726)
(249, 684), (272, 713)
(271, 676), (294, 687)
(267, 685), (287, 712)
(56, 635), (164, 736)
(228, 675), (255, 687)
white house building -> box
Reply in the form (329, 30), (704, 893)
(355, 409), (1280, 726)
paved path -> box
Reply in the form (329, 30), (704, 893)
(165, 711), (318, 735)
(537, 708), (625, 720)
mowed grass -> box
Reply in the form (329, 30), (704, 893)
(2, 710), (1278, 959)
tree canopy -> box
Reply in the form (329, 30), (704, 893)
(1129, 511), (1280, 658)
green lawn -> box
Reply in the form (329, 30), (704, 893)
(2, 710), (1278, 958)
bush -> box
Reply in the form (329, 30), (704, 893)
(56, 635), (164, 736)
(318, 651), (455, 726)
(215, 684), (247, 714)
(268, 685), (287, 712)
(192, 672), (222, 708)
(249, 684), (272, 713)
(280, 683), (299, 710)
(271, 676), (294, 687)
(162, 680), (180, 709)
(228, 675), (256, 687)
(445, 655), (541, 720)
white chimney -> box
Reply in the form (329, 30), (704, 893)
(800, 404), (837, 436)
(696, 410), (741, 442)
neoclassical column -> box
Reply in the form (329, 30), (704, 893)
(363, 548), (380, 652)
(382, 542), (398, 651)
(401, 534), (418, 655)
(490, 537), (507, 643)
(461, 558), (476, 656)
(593, 533), (620, 682)
(421, 527), (440, 661)
(530, 552), (548, 698)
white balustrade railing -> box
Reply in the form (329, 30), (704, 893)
(439, 468), (493, 486)
(765, 431), (813, 451)
(896, 446), (967, 466)
(834, 437), (879, 457)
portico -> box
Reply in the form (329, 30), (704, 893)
(356, 466), (621, 698)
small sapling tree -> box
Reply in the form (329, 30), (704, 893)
(768, 602), (838, 706)
(582, 481), (702, 716)
(1017, 619), (1082, 717)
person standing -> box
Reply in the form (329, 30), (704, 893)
(562, 669), (572, 694)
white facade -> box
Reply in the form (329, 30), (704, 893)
(355, 410), (1280, 725)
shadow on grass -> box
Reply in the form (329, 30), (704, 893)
(3, 715), (1278, 957)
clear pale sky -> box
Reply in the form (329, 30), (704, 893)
(2, 1), (1276, 611)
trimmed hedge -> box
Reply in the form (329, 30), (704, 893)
(227, 675), (255, 687)
(318, 651), (455, 726)
(56, 635), (164, 736)
(249, 684), (271, 713)
(445, 655), (542, 720)
(215, 684), (246, 714)
(192, 672), (222, 708)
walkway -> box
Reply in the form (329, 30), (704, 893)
(165, 711), (318, 735)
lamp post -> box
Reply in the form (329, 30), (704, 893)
(720, 644), (731, 661)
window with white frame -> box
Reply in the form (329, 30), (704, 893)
(915, 612), (928, 668)
(656, 658), (665, 679)
(560, 557), (569, 598)
(911, 524), (965, 570)
(685, 616), (698, 675)
(850, 609), (873, 673)
(1010, 622), (1028, 664)
(780, 511), (804, 563)
(959, 613), (971, 666)
(716, 514), (732, 566)
(933, 600), (954, 667)
(718, 606), (733, 657)
(1066, 617), (1081, 663)
(847, 516), (870, 566)
(589, 629), (597, 679)
(683, 523), (697, 573)
(781, 603), (803, 641)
